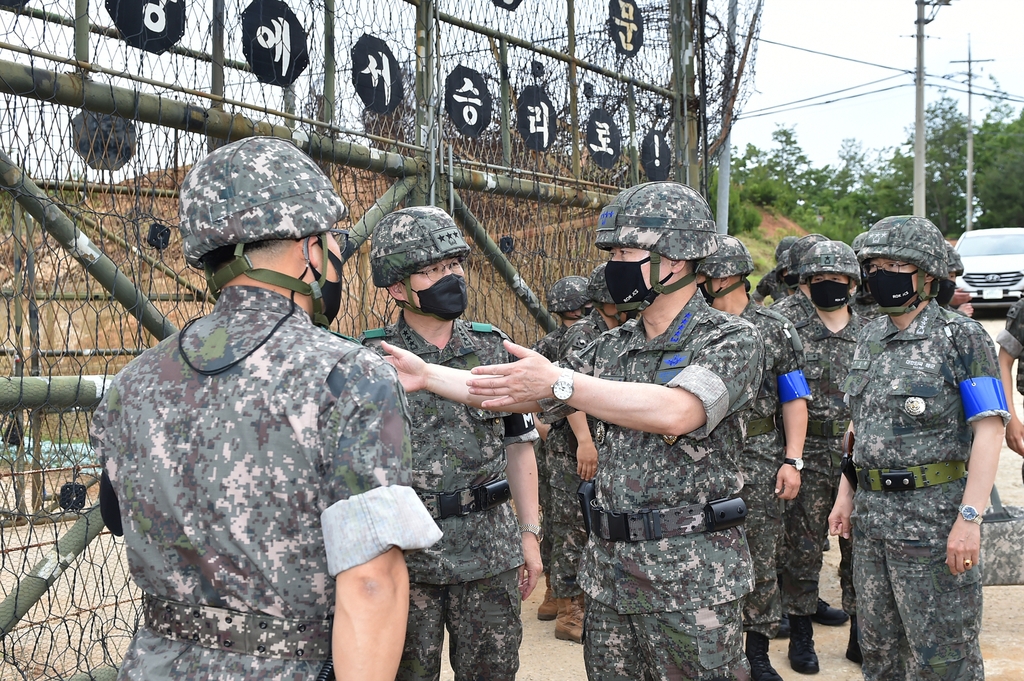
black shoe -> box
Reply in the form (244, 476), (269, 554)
(811, 597), (849, 626)
(776, 613), (790, 639)
(824, 537), (831, 552)
(746, 632), (784, 681)
(788, 615), (820, 674)
(846, 615), (863, 665)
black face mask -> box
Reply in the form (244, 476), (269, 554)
(936, 279), (957, 306)
(696, 281), (715, 304)
(865, 270), (917, 311)
(783, 272), (800, 288)
(808, 279), (850, 311)
(309, 251), (343, 325)
(414, 273), (468, 321)
(605, 257), (676, 311)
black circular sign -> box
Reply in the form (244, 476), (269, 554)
(586, 109), (621, 169)
(351, 34), (404, 115)
(241, 0), (309, 87)
(445, 66), (492, 138)
(71, 112), (138, 171)
(0, 0), (30, 9)
(608, 0), (644, 58)
(516, 85), (558, 152)
(492, 0), (525, 10)
(641, 128), (671, 181)
(105, 0), (185, 54)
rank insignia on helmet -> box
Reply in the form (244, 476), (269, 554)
(904, 397), (926, 416)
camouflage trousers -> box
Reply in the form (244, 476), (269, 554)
(548, 449), (587, 599)
(583, 598), (751, 681)
(853, 527), (983, 681)
(397, 569), (522, 681)
(739, 482), (784, 637)
(780, 468), (856, 616)
(535, 439), (553, 570)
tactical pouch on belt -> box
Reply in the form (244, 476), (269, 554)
(703, 497), (747, 532)
(577, 479), (596, 535)
(477, 478), (512, 508)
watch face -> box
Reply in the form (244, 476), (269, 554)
(553, 381), (572, 401)
(961, 506), (979, 521)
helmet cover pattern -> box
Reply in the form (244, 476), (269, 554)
(945, 242), (964, 276)
(370, 205), (471, 287)
(179, 137), (347, 268)
(858, 216), (948, 279)
(774, 235), (799, 265)
(546, 275), (590, 312)
(594, 182), (718, 261)
(698, 234), (754, 278)
(780, 233), (828, 273)
(587, 262), (615, 304)
(798, 240), (862, 284)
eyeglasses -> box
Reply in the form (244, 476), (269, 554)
(415, 257), (466, 282)
(863, 261), (917, 276)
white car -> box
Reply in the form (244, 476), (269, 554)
(955, 227), (1024, 309)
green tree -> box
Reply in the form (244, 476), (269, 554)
(975, 104), (1024, 228)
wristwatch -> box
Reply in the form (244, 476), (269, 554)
(959, 504), (983, 525)
(519, 523), (543, 542)
(784, 457), (804, 471)
(552, 368), (575, 402)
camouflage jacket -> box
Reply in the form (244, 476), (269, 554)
(769, 288), (816, 324)
(93, 287), (429, 679)
(842, 301), (1009, 540)
(996, 298), (1024, 395)
(553, 294), (762, 614)
(533, 323), (570, 362)
(792, 309), (866, 472)
(851, 294), (883, 321)
(753, 270), (790, 305)
(739, 299), (806, 483)
(361, 313), (537, 584)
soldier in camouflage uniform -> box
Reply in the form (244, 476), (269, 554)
(93, 137), (441, 681)
(360, 206), (541, 681)
(532, 275), (590, 623)
(391, 182), (765, 680)
(998, 298), (1024, 457)
(753, 235), (800, 305)
(850, 232), (882, 320)
(770, 234), (828, 324)
(780, 240), (864, 674)
(938, 243), (974, 318)
(830, 216), (1008, 681)
(697, 235), (810, 681)
(539, 263), (624, 644)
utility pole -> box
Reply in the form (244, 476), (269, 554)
(914, 0), (952, 217)
(715, 0), (738, 234)
(951, 37), (993, 232)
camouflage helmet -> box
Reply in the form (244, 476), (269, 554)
(945, 241), (964, 276)
(774, 235), (799, 266)
(798, 240), (861, 284)
(370, 206), (471, 287)
(781, 233), (828, 272)
(179, 137), (347, 268)
(595, 182), (718, 261)
(698, 234), (754, 278)
(859, 216), (948, 279)
(586, 262), (615, 304)
(546, 276), (589, 313)
(851, 231), (870, 256)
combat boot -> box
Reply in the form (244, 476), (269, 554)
(745, 632), (783, 681)
(787, 615), (820, 674)
(810, 597), (848, 626)
(537, 574), (558, 621)
(776, 613), (790, 639)
(846, 615), (863, 664)
(554, 595), (584, 643)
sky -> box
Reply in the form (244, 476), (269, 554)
(730, 0), (1024, 170)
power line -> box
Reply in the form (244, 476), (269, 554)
(740, 74), (909, 117)
(737, 83), (913, 120)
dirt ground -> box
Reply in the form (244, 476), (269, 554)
(442, 313), (1024, 680)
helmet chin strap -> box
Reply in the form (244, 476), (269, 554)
(204, 238), (332, 328)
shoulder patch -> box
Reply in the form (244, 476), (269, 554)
(362, 328), (387, 339)
(1006, 302), (1020, 320)
(470, 322), (493, 333)
(329, 330), (359, 344)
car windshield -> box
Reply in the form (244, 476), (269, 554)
(958, 233), (1024, 257)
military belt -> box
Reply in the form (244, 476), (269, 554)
(142, 593), (331, 661)
(856, 461), (967, 492)
(806, 419), (850, 438)
(589, 497), (747, 542)
(746, 416), (777, 438)
(419, 478), (511, 520)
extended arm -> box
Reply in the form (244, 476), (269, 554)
(506, 441), (542, 598)
(776, 398), (808, 500)
(947, 415), (1004, 575)
(999, 348), (1024, 456)
(332, 547), (409, 681)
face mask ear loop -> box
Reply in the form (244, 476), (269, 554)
(917, 271), (939, 302)
(397, 277), (425, 316)
(301, 234), (331, 328)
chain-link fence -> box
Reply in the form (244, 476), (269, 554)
(0, 0), (759, 677)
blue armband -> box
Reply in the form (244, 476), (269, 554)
(778, 370), (811, 403)
(959, 376), (1008, 420)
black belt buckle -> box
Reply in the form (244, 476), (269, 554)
(437, 492), (467, 519)
(880, 469), (916, 491)
(639, 508), (662, 541)
(475, 478), (511, 510)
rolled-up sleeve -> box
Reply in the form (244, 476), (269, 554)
(996, 329), (1023, 359)
(321, 485), (442, 576)
(666, 365), (730, 440)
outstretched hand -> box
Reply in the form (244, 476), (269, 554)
(466, 340), (562, 409)
(380, 341), (429, 393)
